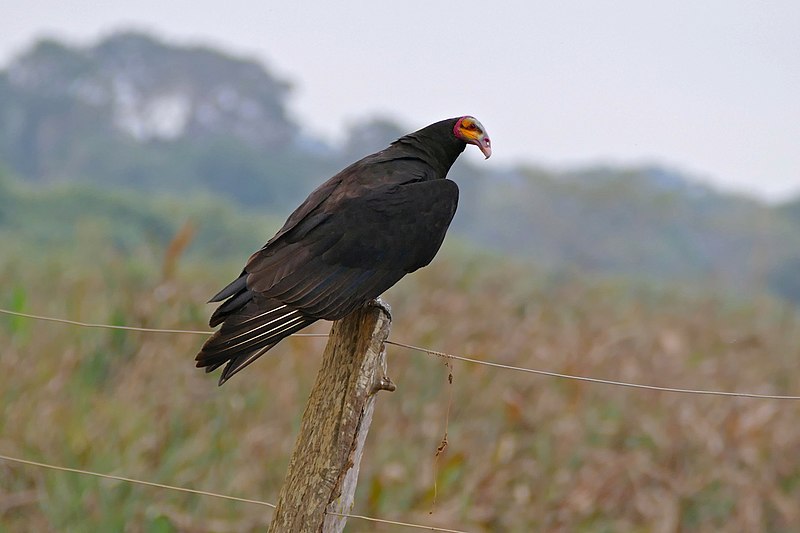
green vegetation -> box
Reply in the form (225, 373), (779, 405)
(0, 168), (280, 266)
(2, 31), (800, 303)
(1, 228), (799, 531)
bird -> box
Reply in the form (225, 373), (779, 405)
(196, 116), (491, 385)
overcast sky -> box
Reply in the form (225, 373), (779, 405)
(1, 1), (798, 199)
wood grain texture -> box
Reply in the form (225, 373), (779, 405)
(267, 301), (393, 533)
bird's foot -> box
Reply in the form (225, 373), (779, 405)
(367, 297), (392, 321)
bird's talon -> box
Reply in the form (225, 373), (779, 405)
(367, 297), (393, 320)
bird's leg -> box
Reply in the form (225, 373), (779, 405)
(366, 296), (392, 321)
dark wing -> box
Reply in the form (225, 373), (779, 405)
(196, 176), (458, 384)
(251, 178), (459, 317)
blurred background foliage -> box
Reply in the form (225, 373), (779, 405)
(1, 32), (800, 301)
(1, 31), (799, 532)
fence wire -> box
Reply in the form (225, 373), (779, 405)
(2, 305), (799, 531)
(3, 307), (799, 400)
(0, 454), (468, 533)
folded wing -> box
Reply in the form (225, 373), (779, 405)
(196, 175), (459, 384)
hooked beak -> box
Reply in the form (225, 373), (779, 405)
(476, 135), (492, 159)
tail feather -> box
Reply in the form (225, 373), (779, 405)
(216, 312), (315, 385)
(209, 289), (253, 327)
(208, 272), (247, 303)
(217, 343), (277, 385)
(204, 360), (226, 373)
(204, 310), (305, 360)
(197, 294), (316, 385)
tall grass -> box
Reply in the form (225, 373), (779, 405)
(1, 241), (799, 532)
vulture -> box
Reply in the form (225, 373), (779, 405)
(196, 116), (491, 384)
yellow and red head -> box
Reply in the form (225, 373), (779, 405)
(454, 116), (491, 159)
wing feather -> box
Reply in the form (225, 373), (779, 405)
(198, 167), (459, 384)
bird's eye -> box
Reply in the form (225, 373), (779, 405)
(465, 123), (477, 131)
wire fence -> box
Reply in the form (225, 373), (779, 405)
(2, 307), (799, 400)
(0, 454), (467, 533)
(0, 307), (472, 531)
(2, 305), (800, 532)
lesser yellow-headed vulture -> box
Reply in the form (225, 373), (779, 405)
(196, 116), (491, 384)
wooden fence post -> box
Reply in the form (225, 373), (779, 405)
(267, 300), (395, 533)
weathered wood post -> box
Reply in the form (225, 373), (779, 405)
(267, 301), (394, 533)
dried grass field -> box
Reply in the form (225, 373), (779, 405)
(2, 243), (800, 532)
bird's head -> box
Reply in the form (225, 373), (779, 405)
(453, 116), (491, 159)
